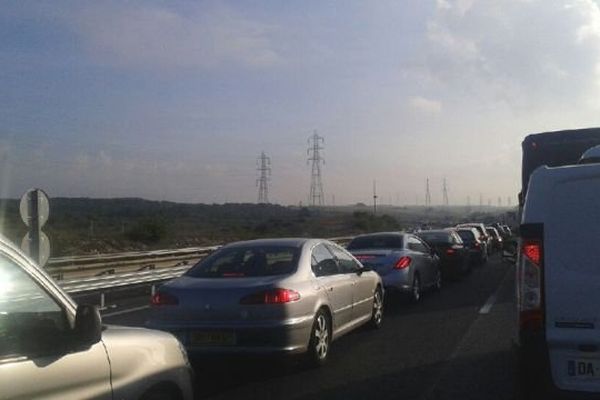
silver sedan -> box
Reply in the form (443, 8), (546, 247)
(147, 238), (384, 365)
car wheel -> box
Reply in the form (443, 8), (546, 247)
(433, 270), (442, 291)
(369, 287), (384, 329)
(307, 310), (331, 367)
(410, 274), (421, 303)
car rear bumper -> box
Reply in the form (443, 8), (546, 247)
(379, 269), (412, 293)
(146, 316), (314, 355)
(518, 331), (600, 398)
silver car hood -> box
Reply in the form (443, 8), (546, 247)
(101, 325), (192, 399)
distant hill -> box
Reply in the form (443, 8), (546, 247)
(0, 197), (512, 257)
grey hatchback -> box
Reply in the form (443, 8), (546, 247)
(147, 238), (383, 365)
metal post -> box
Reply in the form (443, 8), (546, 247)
(29, 190), (40, 265)
(100, 293), (105, 310)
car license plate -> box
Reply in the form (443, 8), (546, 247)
(568, 359), (600, 379)
(190, 331), (236, 346)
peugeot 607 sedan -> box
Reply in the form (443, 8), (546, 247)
(147, 238), (384, 366)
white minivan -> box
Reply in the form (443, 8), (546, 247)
(518, 146), (600, 396)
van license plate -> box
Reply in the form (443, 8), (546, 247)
(568, 360), (600, 378)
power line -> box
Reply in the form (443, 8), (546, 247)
(256, 151), (271, 204)
(307, 131), (325, 207)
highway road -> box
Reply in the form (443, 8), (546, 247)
(105, 254), (518, 400)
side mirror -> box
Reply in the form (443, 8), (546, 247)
(357, 265), (373, 275)
(74, 304), (102, 347)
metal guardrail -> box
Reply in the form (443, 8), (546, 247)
(56, 236), (355, 300)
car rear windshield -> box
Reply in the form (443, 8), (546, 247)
(457, 230), (476, 243)
(347, 235), (403, 250)
(417, 232), (452, 244)
(185, 246), (300, 278)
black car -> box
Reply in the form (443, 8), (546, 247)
(416, 229), (470, 279)
(455, 228), (487, 265)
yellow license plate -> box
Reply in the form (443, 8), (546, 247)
(190, 331), (236, 346)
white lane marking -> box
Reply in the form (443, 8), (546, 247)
(479, 268), (512, 314)
(420, 265), (514, 400)
(103, 305), (150, 318)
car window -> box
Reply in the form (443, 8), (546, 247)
(311, 243), (339, 277)
(457, 230), (476, 243)
(0, 254), (69, 359)
(327, 244), (361, 274)
(346, 235), (403, 250)
(417, 232), (452, 244)
(408, 236), (428, 253)
(186, 246), (299, 278)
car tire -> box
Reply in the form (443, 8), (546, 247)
(369, 287), (384, 329)
(307, 310), (331, 367)
(410, 274), (421, 303)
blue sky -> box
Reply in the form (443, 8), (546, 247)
(2, 0), (600, 205)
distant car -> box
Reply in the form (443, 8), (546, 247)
(485, 227), (503, 252)
(347, 232), (441, 303)
(0, 235), (194, 400)
(416, 229), (470, 278)
(455, 228), (487, 265)
(456, 223), (492, 255)
(147, 238), (383, 366)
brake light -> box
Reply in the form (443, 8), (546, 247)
(240, 288), (301, 305)
(518, 235), (543, 332)
(151, 291), (179, 306)
(446, 248), (456, 255)
(394, 256), (411, 269)
(474, 242), (481, 249)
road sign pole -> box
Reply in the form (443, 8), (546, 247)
(29, 190), (40, 265)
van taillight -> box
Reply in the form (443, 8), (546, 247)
(518, 236), (543, 332)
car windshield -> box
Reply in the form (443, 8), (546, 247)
(457, 231), (476, 243)
(347, 235), (403, 250)
(417, 232), (451, 244)
(185, 246), (299, 278)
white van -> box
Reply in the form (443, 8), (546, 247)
(518, 150), (600, 395)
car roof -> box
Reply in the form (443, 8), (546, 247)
(223, 238), (318, 248)
(417, 229), (452, 235)
(352, 232), (406, 238)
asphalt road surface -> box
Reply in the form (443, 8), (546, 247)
(105, 254), (518, 400)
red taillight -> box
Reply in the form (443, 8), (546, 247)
(522, 240), (541, 266)
(151, 291), (179, 306)
(474, 242), (481, 249)
(240, 288), (301, 305)
(518, 237), (543, 332)
(446, 248), (456, 255)
(394, 256), (411, 269)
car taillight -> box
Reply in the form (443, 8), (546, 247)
(474, 242), (481, 249)
(446, 248), (456, 255)
(518, 226), (544, 333)
(151, 291), (179, 306)
(240, 288), (301, 305)
(394, 256), (411, 269)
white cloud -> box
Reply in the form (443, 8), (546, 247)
(75, 3), (282, 69)
(408, 96), (442, 114)
(409, 0), (600, 112)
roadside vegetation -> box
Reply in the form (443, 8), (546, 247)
(0, 198), (515, 257)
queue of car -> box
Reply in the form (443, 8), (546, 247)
(0, 223), (511, 399)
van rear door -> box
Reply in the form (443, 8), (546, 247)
(543, 167), (600, 392)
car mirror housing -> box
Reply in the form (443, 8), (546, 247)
(74, 304), (102, 347)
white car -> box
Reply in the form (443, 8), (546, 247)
(518, 148), (600, 396)
(0, 235), (194, 400)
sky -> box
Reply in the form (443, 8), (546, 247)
(2, 0), (600, 206)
